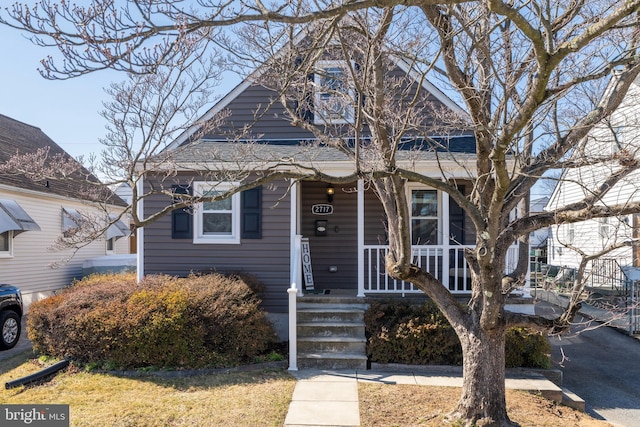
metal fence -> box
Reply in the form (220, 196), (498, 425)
(624, 279), (640, 335)
(531, 259), (640, 336)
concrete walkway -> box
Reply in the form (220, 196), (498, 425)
(283, 367), (564, 427)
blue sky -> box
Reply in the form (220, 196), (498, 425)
(0, 25), (121, 159)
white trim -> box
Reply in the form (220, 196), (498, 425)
(136, 176), (145, 282)
(193, 182), (241, 244)
(290, 180), (303, 297)
(441, 191), (450, 289)
(0, 183), (124, 209)
(406, 184), (441, 245)
(166, 157), (478, 179)
(357, 179), (365, 297)
(166, 79), (253, 151)
(392, 55), (468, 118)
(106, 237), (116, 254)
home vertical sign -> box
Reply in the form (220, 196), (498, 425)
(300, 238), (314, 290)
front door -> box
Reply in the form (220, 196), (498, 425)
(300, 181), (358, 291)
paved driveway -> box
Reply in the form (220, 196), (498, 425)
(548, 314), (640, 427)
(0, 316), (32, 362)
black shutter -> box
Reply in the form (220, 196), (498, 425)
(241, 186), (262, 239)
(293, 57), (314, 123)
(171, 185), (192, 239)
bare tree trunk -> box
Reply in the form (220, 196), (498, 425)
(451, 320), (511, 427)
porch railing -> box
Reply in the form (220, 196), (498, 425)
(363, 244), (519, 296)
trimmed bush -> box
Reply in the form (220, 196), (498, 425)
(365, 300), (551, 369)
(505, 327), (552, 369)
(27, 273), (278, 369)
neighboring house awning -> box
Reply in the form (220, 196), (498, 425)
(0, 199), (41, 235)
(62, 207), (82, 231)
(106, 215), (130, 240)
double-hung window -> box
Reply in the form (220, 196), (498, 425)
(0, 230), (11, 257)
(194, 182), (240, 244)
(62, 207), (82, 238)
(599, 217), (611, 240)
(566, 222), (575, 244)
(314, 61), (354, 125)
(410, 188), (439, 245)
(0, 198), (40, 257)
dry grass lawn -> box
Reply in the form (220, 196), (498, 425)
(1, 352), (613, 426)
(0, 352), (296, 427)
(359, 382), (612, 427)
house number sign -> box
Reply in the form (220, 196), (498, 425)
(312, 204), (333, 215)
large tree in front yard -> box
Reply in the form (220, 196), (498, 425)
(3, 1), (640, 425)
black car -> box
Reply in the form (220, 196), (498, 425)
(0, 284), (23, 350)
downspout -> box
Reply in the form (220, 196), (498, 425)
(136, 175), (144, 283)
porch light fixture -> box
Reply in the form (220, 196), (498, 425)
(326, 185), (335, 203)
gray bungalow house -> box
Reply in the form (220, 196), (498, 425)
(137, 38), (517, 368)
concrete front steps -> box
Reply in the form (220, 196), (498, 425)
(296, 297), (369, 370)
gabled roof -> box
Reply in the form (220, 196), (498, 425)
(0, 114), (125, 206)
(165, 37), (470, 153)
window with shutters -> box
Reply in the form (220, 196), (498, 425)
(193, 182), (240, 244)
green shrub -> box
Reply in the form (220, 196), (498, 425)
(505, 327), (552, 369)
(365, 300), (551, 369)
(27, 273), (278, 369)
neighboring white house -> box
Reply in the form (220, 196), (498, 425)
(530, 196), (550, 264)
(546, 75), (640, 283)
(0, 114), (130, 309)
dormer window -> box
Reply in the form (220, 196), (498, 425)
(314, 61), (355, 125)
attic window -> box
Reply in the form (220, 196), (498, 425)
(314, 61), (355, 125)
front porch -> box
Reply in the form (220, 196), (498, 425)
(290, 179), (514, 296)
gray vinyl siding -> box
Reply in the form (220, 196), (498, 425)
(209, 84), (315, 140)
(362, 180), (476, 246)
(364, 187), (387, 245)
(299, 181), (359, 290)
(204, 67), (458, 142)
(143, 178), (291, 313)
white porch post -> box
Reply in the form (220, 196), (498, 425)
(522, 241), (532, 298)
(288, 180), (302, 371)
(136, 175), (144, 283)
(290, 180), (302, 297)
(441, 189), (450, 290)
(357, 179), (365, 297)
